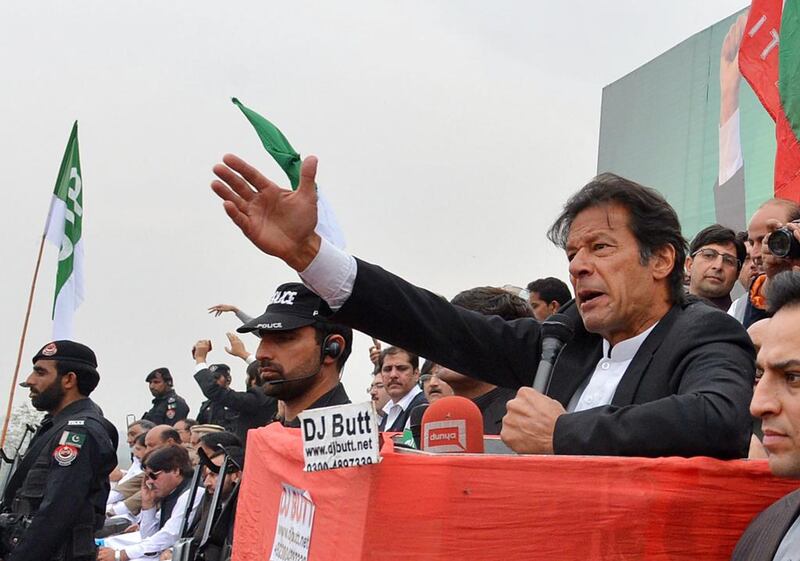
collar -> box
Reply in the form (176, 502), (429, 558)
(48, 397), (94, 423)
(282, 383), (351, 428)
(601, 323), (658, 362)
(382, 384), (422, 415)
(152, 389), (176, 403)
(749, 274), (768, 310)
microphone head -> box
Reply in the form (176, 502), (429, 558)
(541, 313), (574, 343)
(421, 396), (484, 454)
(409, 404), (429, 449)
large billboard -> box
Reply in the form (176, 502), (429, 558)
(598, 8), (776, 238)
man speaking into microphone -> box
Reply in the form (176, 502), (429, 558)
(211, 157), (754, 459)
(236, 282), (353, 427)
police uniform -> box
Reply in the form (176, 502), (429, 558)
(142, 389), (189, 426)
(1, 341), (118, 561)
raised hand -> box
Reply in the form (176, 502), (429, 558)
(208, 304), (240, 317)
(211, 154), (322, 271)
(720, 12), (748, 124)
(225, 332), (250, 360)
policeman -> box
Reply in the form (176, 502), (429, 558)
(194, 363), (240, 431)
(191, 338), (277, 443)
(141, 368), (189, 426)
(0, 340), (118, 561)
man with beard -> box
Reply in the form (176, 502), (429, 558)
(236, 282), (353, 427)
(0, 340), (118, 561)
(142, 368), (189, 426)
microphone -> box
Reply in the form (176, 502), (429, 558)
(408, 404), (429, 449)
(532, 313), (574, 394)
(421, 396), (484, 454)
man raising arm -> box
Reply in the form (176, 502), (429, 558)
(210, 155), (754, 458)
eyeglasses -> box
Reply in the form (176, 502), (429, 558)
(691, 248), (740, 268)
(418, 373), (440, 388)
(366, 382), (385, 394)
(145, 470), (164, 481)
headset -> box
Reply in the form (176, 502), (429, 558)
(321, 336), (342, 360)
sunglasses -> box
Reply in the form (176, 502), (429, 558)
(145, 470), (164, 481)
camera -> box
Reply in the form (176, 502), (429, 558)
(767, 227), (800, 259)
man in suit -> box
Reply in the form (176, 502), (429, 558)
(732, 270), (800, 560)
(210, 154), (754, 458)
(377, 347), (426, 432)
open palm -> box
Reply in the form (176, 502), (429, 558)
(211, 154), (321, 271)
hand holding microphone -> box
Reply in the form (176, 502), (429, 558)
(500, 387), (565, 454)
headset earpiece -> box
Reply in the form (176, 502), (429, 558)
(322, 336), (342, 360)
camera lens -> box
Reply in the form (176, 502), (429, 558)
(767, 228), (800, 259)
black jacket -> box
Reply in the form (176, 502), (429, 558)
(3, 398), (118, 561)
(142, 389), (190, 427)
(379, 391), (427, 432)
(332, 258), (755, 458)
(473, 386), (517, 436)
(731, 489), (800, 561)
(283, 383), (351, 428)
(194, 369), (277, 443)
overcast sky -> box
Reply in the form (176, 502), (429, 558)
(0, 1), (748, 448)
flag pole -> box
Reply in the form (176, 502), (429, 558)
(0, 234), (47, 449)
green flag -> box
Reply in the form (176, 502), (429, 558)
(231, 98), (346, 248)
(232, 98), (302, 189)
(44, 121), (84, 339)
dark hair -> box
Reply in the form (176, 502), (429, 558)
(200, 431), (242, 451)
(547, 173), (687, 304)
(451, 286), (535, 320)
(526, 278), (573, 308)
(180, 418), (197, 430)
(160, 428), (181, 445)
(313, 321), (353, 370)
(146, 367), (173, 386)
(689, 224), (746, 271)
(766, 271), (800, 314)
(378, 347), (419, 370)
(54, 360), (99, 396)
(143, 444), (192, 479)
(133, 432), (147, 447)
(420, 359), (435, 376)
(131, 419), (156, 431)
(245, 360), (260, 388)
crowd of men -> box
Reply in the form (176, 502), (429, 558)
(2, 160), (800, 559)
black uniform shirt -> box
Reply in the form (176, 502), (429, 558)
(283, 383), (350, 428)
(142, 389), (190, 426)
(4, 398), (118, 561)
(194, 368), (277, 443)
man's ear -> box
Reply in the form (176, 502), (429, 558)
(651, 244), (677, 281)
(61, 371), (79, 391)
(322, 334), (346, 363)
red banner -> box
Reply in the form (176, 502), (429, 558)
(740, 0), (800, 200)
(232, 424), (799, 561)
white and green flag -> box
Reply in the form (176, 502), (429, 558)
(44, 122), (84, 339)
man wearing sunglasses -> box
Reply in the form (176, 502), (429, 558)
(685, 224), (746, 311)
(97, 446), (202, 561)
